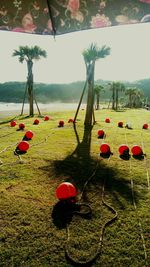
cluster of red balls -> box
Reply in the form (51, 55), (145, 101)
(15, 129), (34, 154)
(55, 143), (144, 202)
(10, 116), (51, 129)
(55, 129), (146, 202)
(99, 143), (143, 157)
(58, 118), (75, 127)
(103, 118), (149, 130)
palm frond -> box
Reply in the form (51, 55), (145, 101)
(12, 45), (47, 61)
(82, 43), (110, 64)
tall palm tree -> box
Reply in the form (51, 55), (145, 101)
(12, 46), (47, 116)
(82, 43), (110, 127)
(94, 84), (104, 110)
(115, 82), (125, 110)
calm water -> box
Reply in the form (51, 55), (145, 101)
(0, 102), (86, 118)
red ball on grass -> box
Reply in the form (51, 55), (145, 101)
(18, 141), (30, 152)
(68, 119), (74, 123)
(56, 182), (77, 201)
(105, 118), (110, 123)
(34, 119), (39, 125)
(59, 120), (64, 127)
(118, 121), (123, 128)
(118, 145), (129, 155)
(97, 130), (105, 138)
(25, 131), (34, 140)
(131, 145), (143, 156)
(143, 123), (148, 129)
(10, 121), (16, 127)
(44, 116), (49, 121)
(100, 143), (111, 154)
(19, 123), (25, 130)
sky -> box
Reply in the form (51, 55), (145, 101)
(0, 22), (150, 84)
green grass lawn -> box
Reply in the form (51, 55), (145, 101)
(0, 108), (150, 267)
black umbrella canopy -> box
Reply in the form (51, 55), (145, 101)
(0, 0), (150, 36)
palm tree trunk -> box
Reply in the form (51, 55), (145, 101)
(108, 96), (112, 109)
(20, 83), (28, 116)
(112, 87), (115, 110)
(34, 95), (41, 116)
(84, 63), (95, 127)
(96, 93), (100, 110)
(92, 108), (96, 124)
(27, 60), (34, 116)
(116, 89), (118, 110)
(74, 77), (88, 123)
(129, 94), (132, 108)
(28, 83), (34, 116)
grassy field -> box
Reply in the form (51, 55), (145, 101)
(0, 108), (150, 267)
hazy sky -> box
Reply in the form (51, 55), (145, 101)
(1, 22), (150, 84)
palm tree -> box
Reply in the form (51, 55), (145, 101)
(125, 87), (137, 108)
(132, 89), (144, 108)
(108, 82), (116, 110)
(12, 46), (47, 116)
(115, 82), (125, 110)
(94, 84), (104, 110)
(82, 43), (110, 127)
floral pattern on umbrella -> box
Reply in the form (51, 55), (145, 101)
(0, 0), (150, 35)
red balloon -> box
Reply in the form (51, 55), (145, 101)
(143, 123), (148, 129)
(56, 182), (77, 200)
(98, 130), (105, 137)
(34, 119), (39, 125)
(105, 118), (110, 123)
(118, 121), (123, 127)
(18, 141), (30, 152)
(19, 123), (25, 129)
(119, 145), (129, 155)
(44, 116), (49, 121)
(131, 145), (143, 156)
(100, 143), (111, 154)
(10, 121), (16, 127)
(59, 120), (64, 127)
(25, 131), (34, 139)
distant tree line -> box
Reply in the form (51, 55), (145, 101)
(0, 79), (150, 104)
(0, 81), (87, 103)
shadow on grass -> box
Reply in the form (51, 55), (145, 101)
(0, 116), (18, 125)
(41, 123), (140, 217)
(115, 109), (126, 112)
(0, 114), (43, 125)
(52, 200), (83, 229)
(0, 115), (29, 125)
(132, 155), (145, 160)
(39, 123), (142, 266)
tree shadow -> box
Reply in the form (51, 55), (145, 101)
(40, 123), (140, 215)
(0, 114), (43, 126)
(39, 123), (143, 266)
(115, 109), (126, 112)
(0, 116), (18, 125)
